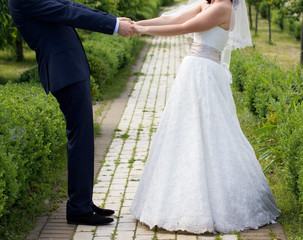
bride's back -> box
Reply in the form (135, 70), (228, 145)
(194, 26), (229, 52)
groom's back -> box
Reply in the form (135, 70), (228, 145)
(9, 0), (92, 94)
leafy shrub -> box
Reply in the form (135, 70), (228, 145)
(0, 83), (66, 218)
(17, 34), (139, 101)
(83, 34), (139, 99)
(136, 0), (162, 20)
(294, 21), (302, 41)
(19, 65), (39, 83)
(272, 11), (284, 30)
(162, 0), (174, 6)
(0, 75), (6, 85)
(0, 147), (17, 218)
(259, 2), (268, 19)
(76, 0), (173, 20)
(231, 50), (281, 118)
(277, 105), (303, 197)
(230, 49), (303, 217)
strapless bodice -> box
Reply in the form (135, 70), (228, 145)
(193, 26), (229, 52)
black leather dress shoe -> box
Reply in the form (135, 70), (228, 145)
(92, 204), (115, 216)
(67, 211), (114, 225)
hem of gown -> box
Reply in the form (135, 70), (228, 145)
(130, 209), (281, 234)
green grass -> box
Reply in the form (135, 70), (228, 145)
(0, 46), (36, 84)
(268, 168), (303, 240)
(250, 8), (301, 70)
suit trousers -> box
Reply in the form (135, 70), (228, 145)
(52, 80), (94, 216)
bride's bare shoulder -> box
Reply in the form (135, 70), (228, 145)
(213, 1), (233, 12)
(200, 1), (232, 19)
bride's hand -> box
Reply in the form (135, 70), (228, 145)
(134, 24), (148, 36)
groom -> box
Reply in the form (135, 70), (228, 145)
(9, 0), (136, 225)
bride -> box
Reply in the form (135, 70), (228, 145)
(130, 0), (280, 234)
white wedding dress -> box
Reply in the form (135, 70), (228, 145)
(130, 27), (281, 234)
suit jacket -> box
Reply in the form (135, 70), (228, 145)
(9, 0), (117, 93)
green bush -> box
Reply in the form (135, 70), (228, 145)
(0, 83), (66, 218)
(272, 11), (284, 30)
(259, 2), (268, 19)
(17, 34), (139, 101)
(288, 19), (296, 33)
(162, 0), (174, 6)
(83, 33), (139, 99)
(230, 49), (303, 218)
(230, 50), (281, 118)
(19, 65), (39, 83)
(294, 21), (302, 41)
(278, 106), (303, 197)
(0, 75), (6, 85)
(137, 0), (162, 19)
(76, 0), (174, 20)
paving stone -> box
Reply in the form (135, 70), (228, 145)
(115, 230), (135, 240)
(135, 236), (155, 240)
(73, 231), (94, 240)
(116, 222), (137, 231)
(95, 226), (116, 237)
(76, 225), (96, 232)
(222, 235), (238, 240)
(157, 233), (177, 240)
(176, 235), (197, 240)
(136, 224), (155, 235)
(119, 214), (137, 223)
(39, 233), (73, 239)
(197, 237), (215, 240)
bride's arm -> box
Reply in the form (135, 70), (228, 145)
(135, 4), (230, 36)
(136, 1), (209, 26)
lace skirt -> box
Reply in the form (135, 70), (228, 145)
(130, 49), (280, 234)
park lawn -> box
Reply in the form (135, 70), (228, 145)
(0, 47), (36, 84)
(250, 7), (301, 70)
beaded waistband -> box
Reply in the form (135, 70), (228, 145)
(189, 43), (221, 64)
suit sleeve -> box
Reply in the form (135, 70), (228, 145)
(57, 0), (99, 13)
(19, 0), (117, 34)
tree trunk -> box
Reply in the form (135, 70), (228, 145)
(255, 5), (259, 35)
(15, 32), (24, 61)
(268, 4), (272, 43)
(301, 15), (303, 65)
(249, 4), (253, 29)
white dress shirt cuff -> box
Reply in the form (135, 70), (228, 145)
(114, 19), (120, 34)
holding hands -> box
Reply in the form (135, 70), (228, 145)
(117, 17), (146, 37)
(117, 17), (136, 37)
(133, 24), (148, 36)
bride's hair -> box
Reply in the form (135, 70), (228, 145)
(206, 0), (233, 3)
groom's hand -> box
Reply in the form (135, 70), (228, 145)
(117, 18), (135, 37)
(118, 17), (133, 24)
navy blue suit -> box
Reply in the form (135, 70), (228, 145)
(9, 0), (117, 216)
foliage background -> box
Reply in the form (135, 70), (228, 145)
(230, 49), (303, 238)
(0, 0), (172, 239)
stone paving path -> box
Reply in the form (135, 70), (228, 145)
(71, 33), (288, 240)
(72, 36), (237, 240)
(26, 32), (287, 240)
(26, 33), (287, 240)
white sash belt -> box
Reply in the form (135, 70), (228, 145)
(189, 43), (221, 64)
